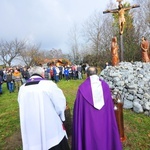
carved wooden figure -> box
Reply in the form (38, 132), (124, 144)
(111, 37), (119, 66)
(141, 36), (150, 62)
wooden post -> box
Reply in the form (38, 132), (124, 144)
(120, 34), (124, 61)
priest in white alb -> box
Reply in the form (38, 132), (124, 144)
(18, 66), (70, 150)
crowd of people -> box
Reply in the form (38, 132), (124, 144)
(0, 64), (89, 95)
(0, 66), (30, 94)
(44, 64), (86, 82)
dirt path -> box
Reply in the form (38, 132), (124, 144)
(4, 110), (72, 150)
(5, 130), (71, 150)
(5, 130), (22, 150)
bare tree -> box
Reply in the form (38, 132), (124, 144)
(67, 24), (81, 64)
(0, 39), (26, 66)
(82, 11), (114, 66)
(20, 44), (42, 66)
(134, 0), (150, 38)
(48, 48), (64, 59)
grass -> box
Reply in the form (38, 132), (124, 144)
(0, 78), (150, 150)
(123, 110), (150, 149)
(0, 83), (20, 149)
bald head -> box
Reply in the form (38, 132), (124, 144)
(86, 67), (98, 77)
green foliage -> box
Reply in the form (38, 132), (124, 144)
(0, 79), (150, 150)
(0, 65), (6, 69)
(61, 59), (69, 66)
(83, 54), (95, 66)
(82, 49), (111, 68)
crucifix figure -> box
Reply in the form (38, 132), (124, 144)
(103, 0), (140, 61)
(103, 0), (140, 35)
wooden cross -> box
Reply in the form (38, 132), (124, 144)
(103, 0), (140, 35)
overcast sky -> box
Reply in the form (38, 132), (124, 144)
(0, 0), (133, 54)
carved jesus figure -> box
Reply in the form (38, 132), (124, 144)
(103, 0), (140, 35)
(109, 3), (136, 35)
